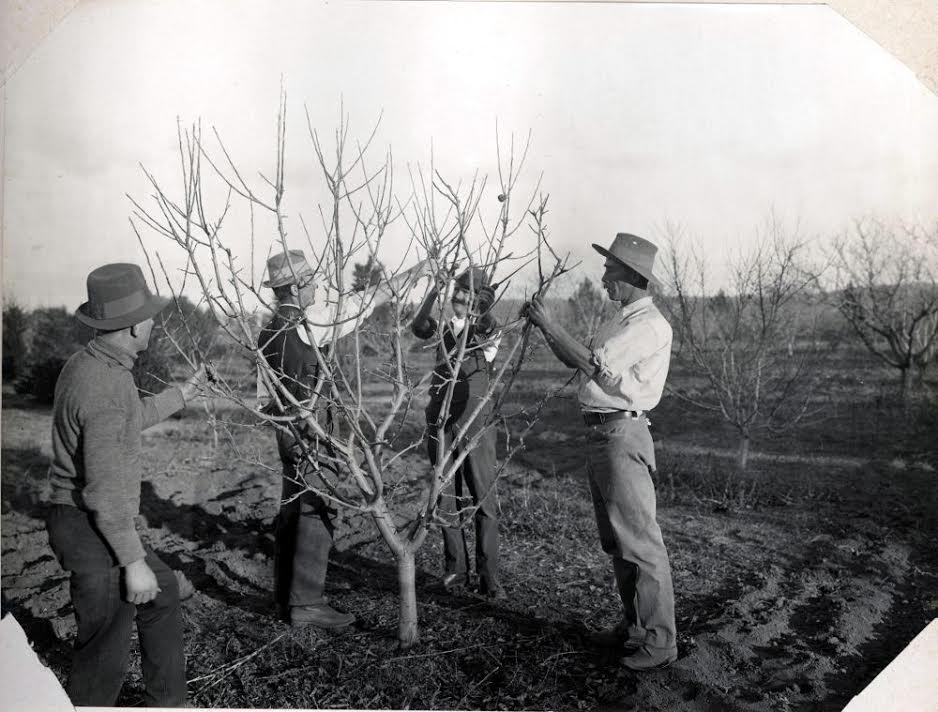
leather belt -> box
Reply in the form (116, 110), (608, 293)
(582, 410), (643, 426)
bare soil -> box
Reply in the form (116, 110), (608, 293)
(2, 359), (937, 711)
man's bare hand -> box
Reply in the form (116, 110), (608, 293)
(523, 296), (551, 330)
(124, 558), (160, 605)
(180, 364), (209, 403)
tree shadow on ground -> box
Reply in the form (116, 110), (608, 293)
(137, 478), (598, 653)
(139, 480), (273, 558)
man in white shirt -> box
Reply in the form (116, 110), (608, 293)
(524, 233), (677, 671)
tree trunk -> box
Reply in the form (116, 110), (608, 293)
(396, 549), (419, 648)
(737, 433), (750, 473)
(899, 366), (912, 408)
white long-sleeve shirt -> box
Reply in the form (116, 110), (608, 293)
(577, 297), (672, 412)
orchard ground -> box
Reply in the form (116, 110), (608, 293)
(2, 343), (937, 711)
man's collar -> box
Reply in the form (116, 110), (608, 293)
(618, 296), (653, 320)
(277, 303), (306, 322)
(86, 336), (137, 371)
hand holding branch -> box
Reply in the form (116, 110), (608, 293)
(180, 363), (210, 403)
(522, 295), (550, 330)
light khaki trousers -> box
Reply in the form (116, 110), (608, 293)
(585, 416), (677, 653)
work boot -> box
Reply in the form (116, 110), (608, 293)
(587, 623), (645, 652)
(289, 603), (356, 629)
(622, 645), (678, 672)
(478, 580), (507, 601)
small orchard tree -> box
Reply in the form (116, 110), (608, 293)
(565, 277), (611, 342)
(662, 220), (824, 472)
(130, 96), (571, 647)
(829, 220), (938, 404)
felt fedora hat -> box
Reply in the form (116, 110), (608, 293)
(592, 233), (660, 286)
(263, 249), (314, 289)
(76, 263), (171, 330)
(454, 266), (491, 291)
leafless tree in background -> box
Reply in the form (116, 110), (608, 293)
(829, 220), (938, 404)
(661, 219), (824, 472)
(129, 93), (572, 647)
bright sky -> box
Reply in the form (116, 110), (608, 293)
(3, 0), (938, 309)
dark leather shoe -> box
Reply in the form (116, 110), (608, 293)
(479, 582), (507, 600)
(587, 625), (644, 652)
(441, 572), (469, 591)
(622, 645), (678, 671)
(289, 604), (356, 629)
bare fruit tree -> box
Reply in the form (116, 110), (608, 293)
(829, 220), (938, 404)
(129, 96), (571, 647)
(661, 220), (824, 472)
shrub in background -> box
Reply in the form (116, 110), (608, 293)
(14, 307), (93, 403)
(2, 300), (30, 382)
(9, 304), (183, 403)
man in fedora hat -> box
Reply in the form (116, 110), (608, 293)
(523, 233), (678, 671)
(258, 248), (429, 628)
(45, 262), (206, 706)
(411, 266), (505, 600)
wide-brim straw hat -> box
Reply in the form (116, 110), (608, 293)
(76, 263), (171, 330)
(263, 249), (314, 288)
(591, 233), (660, 286)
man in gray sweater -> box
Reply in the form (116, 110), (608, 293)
(46, 263), (204, 707)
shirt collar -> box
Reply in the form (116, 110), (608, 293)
(617, 296), (653, 321)
(86, 336), (137, 371)
(277, 303), (306, 323)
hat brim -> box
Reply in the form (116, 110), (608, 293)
(76, 294), (172, 331)
(591, 244), (660, 286)
(263, 269), (314, 289)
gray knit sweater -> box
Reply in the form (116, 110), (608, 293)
(48, 337), (185, 565)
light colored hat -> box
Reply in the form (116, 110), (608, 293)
(76, 263), (171, 330)
(263, 249), (314, 288)
(592, 233), (659, 285)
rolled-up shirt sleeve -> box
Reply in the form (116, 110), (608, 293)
(81, 405), (146, 566)
(590, 321), (667, 400)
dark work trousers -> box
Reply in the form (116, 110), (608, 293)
(427, 394), (499, 590)
(273, 430), (335, 610)
(584, 417), (677, 653)
(45, 504), (186, 708)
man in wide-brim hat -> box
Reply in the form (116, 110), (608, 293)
(46, 263), (206, 706)
(258, 248), (429, 628)
(411, 265), (504, 600)
(523, 233), (678, 671)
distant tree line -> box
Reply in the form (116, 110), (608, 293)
(1, 255), (410, 403)
(2, 296), (222, 402)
